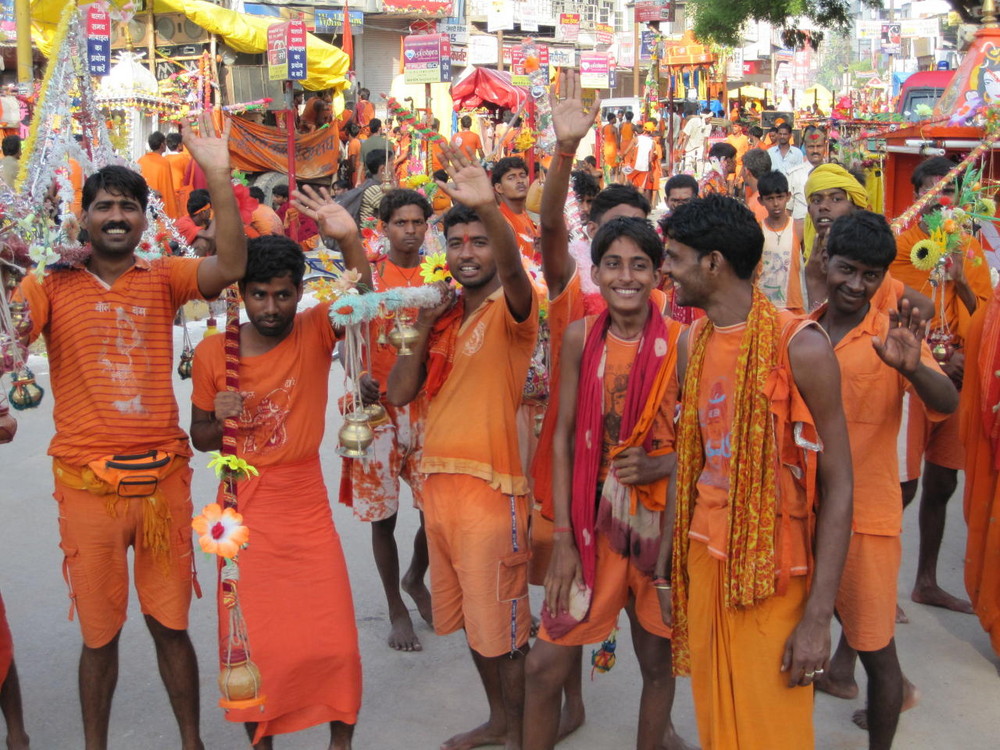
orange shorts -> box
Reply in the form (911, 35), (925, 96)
(350, 401), (424, 522)
(539, 532), (672, 646)
(529, 506), (553, 587)
(836, 533), (901, 652)
(422, 473), (532, 658)
(53, 458), (197, 648)
(904, 397), (965, 480)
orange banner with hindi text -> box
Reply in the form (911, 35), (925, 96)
(226, 115), (340, 180)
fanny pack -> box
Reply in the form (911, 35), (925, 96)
(87, 450), (174, 498)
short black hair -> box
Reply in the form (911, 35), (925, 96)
(83, 166), (149, 212)
(491, 156), (528, 185)
(359, 87), (370, 99)
(662, 194), (763, 280)
(369, 117), (382, 134)
(333, 179), (352, 191)
(825, 210), (896, 270)
(776, 122), (793, 133)
(757, 170), (789, 197)
(910, 156), (957, 190)
(248, 186), (265, 202)
(708, 142), (737, 161)
(742, 149), (772, 180)
(571, 170), (600, 202)
(187, 189), (211, 215)
(664, 174), (698, 197)
(347, 122), (360, 137)
(365, 149), (387, 177)
(583, 156), (598, 168)
(243, 235), (305, 288)
(442, 203), (483, 236)
(624, 111), (634, 121)
(1, 134), (20, 156)
(379, 189), (432, 223)
(461, 115), (472, 129)
(606, 112), (616, 123)
(165, 132), (182, 150)
(272, 184), (289, 198)
(589, 183), (650, 225)
(591, 216), (663, 267)
(148, 131), (165, 151)
(749, 126), (763, 138)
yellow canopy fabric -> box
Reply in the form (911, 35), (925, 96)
(728, 85), (766, 100)
(29, 0), (349, 94)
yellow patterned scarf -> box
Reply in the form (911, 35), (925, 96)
(671, 287), (781, 676)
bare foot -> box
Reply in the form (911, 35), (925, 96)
(895, 604), (909, 624)
(660, 724), (699, 750)
(814, 670), (859, 700)
(6, 734), (31, 750)
(440, 720), (507, 750)
(911, 584), (975, 614)
(557, 699), (585, 740)
(402, 572), (434, 628)
(851, 678), (921, 730)
(388, 613), (423, 652)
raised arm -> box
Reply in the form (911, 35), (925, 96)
(183, 111), (247, 298)
(783, 326), (853, 687)
(292, 185), (373, 290)
(435, 145), (534, 322)
(539, 71), (601, 296)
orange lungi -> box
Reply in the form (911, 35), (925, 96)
(423, 473), (532, 658)
(836, 534), (901, 652)
(0, 592), (12, 686)
(687, 541), (813, 750)
(52, 457), (197, 648)
(538, 533), (671, 646)
(904, 399), (965, 480)
(220, 457), (361, 740)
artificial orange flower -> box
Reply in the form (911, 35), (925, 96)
(192, 503), (249, 559)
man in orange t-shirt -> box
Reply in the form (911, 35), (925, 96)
(600, 112), (620, 183)
(137, 131), (179, 219)
(663, 194), (852, 750)
(248, 186), (285, 236)
(191, 220), (368, 747)
(387, 148), (537, 750)
(353, 88), (376, 137)
(492, 156), (538, 261)
(891, 157), (993, 614)
(164, 131), (192, 214)
(453, 115), (484, 161)
(812, 211), (957, 748)
(16, 113), (247, 749)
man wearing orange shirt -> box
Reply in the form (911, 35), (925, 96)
(164, 131), (192, 214)
(601, 113), (620, 183)
(619, 110), (636, 155)
(248, 186), (285, 236)
(493, 156), (539, 261)
(137, 131), (179, 219)
(16, 112), (246, 750)
(453, 115), (484, 161)
(892, 157), (993, 614)
(353, 87), (376, 137)
(813, 212), (956, 749)
(191, 213), (368, 748)
(388, 146), (537, 750)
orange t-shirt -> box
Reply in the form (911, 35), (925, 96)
(420, 288), (539, 495)
(250, 203), (285, 236)
(746, 189), (770, 223)
(688, 313), (813, 576)
(499, 201), (539, 261)
(892, 224), (993, 347)
(810, 301), (947, 535)
(164, 152), (191, 193)
(191, 303), (339, 468)
(370, 259), (427, 386)
(601, 124), (619, 164)
(619, 122), (636, 154)
(137, 152), (179, 219)
(453, 130), (483, 159)
(18, 256), (205, 464)
(758, 216), (804, 314)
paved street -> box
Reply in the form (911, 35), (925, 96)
(1, 319), (998, 749)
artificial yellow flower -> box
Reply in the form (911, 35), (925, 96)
(420, 251), (453, 284)
(207, 452), (260, 482)
(910, 239), (943, 271)
(976, 197), (997, 216)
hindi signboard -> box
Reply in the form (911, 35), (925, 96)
(403, 33), (452, 84)
(595, 23), (614, 45)
(314, 9), (364, 35)
(559, 13), (580, 42)
(635, 0), (673, 23)
(267, 22), (289, 81)
(86, 7), (112, 76)
(287, 20), (307, 81)
(580, 52), (610, 89)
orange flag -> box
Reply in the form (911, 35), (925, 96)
(341, 1), (354, 65)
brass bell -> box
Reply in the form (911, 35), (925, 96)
(377, 325), (389, 346)
(338, 411), (374, 458)
(387, 321), (420, 356)
(8, 301), (30, 338)
(177, 347), (194, 379)
(9, 368), (44, 410)
(363, 400), (389, 427)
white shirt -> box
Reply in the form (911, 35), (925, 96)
(768, 144), (804, 174)
(682, 116), (709, 151)
(787, 161), (815, 220)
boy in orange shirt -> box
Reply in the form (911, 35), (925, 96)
(812, 211), (957, 749)
(453, 115), (485, 161)
(388, 146), (537, 750)
(493, 156), (539, 261)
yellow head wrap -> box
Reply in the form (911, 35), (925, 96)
(803, 163), (871, 260)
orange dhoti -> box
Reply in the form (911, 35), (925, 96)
(422, 473), (532, 658)
(0, 592), (12, 685)
(835, 534), (901, 652)
(219, 456), (361, 740)
(687, 541), (813, 750)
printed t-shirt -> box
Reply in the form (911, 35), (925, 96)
(191, 303), (338, 468)
(499, 201), (540, 261)
(810, 302), (948, 535)
(18, 256), (204, 464)
(420, 288), (539, 495)
(758, 217), (804, 313)
(453, 130), (483, 159)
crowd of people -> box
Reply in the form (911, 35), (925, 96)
(0, 72), (999, 750)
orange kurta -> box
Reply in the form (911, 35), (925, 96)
(165, 151), (192, 214)
(961, 291), (1000, 656)
(192, 304), (361, 740)
(499, 201), (540, 261)
(601, 123), (619, 168)
(137, 152), (179, 219)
